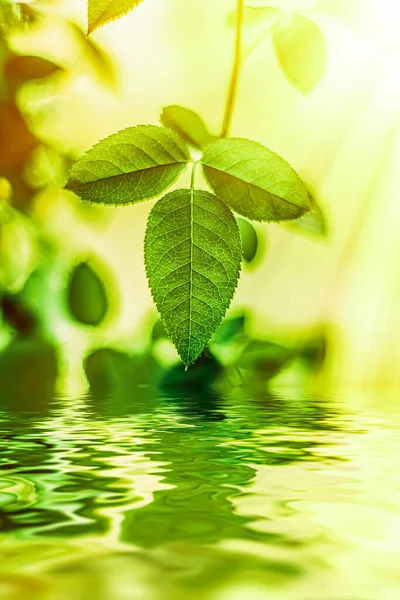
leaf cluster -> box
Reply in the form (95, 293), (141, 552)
(64, 0), (328, 368)
(66, 107), (318, 366)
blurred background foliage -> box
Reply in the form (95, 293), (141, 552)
(1, 0), (400, 400)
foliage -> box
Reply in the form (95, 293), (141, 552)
(64, 0), (328, 367)
(145, 189), (242, 366)
(230, 4), (327, 95)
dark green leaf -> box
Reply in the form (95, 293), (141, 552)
(88, 0), (144, 34)
(201, 138), (311, 222)
(85, 348), (161, 397)
(238, 339), (294, 379)
(273, 14), (326, 95)
(67, 262), (108, 326)
(161, 349), (223, 389)
(151, 319), (168, 341)
(212, 313), (246, 344)
(237, 217), (259, 263)
(65, 125), (191, 205)
(160, 105), (214, 150)
(145, 188), (242, 367)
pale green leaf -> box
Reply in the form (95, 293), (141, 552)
(65, 125), (191, 205)
(287, 200), (327, 238)
(236, 217), (259, 264)
(145, 188), (242, 367)
(160, 105), (215, 150)
(273, 14), (326, 95)
(227, 6), (282, 59)
(201, 138), (311, 222)
(88, 0), (144, 34)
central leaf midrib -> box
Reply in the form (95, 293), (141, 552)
(68, 161), (187, 189)
(186, 183), (195, 364)
(203, 165), (307, 210)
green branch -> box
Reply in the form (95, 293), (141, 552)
(220, 0), (244, 138)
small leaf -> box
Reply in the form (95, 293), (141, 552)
(273, 14), (326, 95)
(65, 125), (191, 205)
(236, 217), (259, 263)
(88, 0), (144, 34)
(238, 339), (294, 379)
(212, 313), (246, 345)
(202, 138), (311, 222)
(287, 201), (327, 238)
(145, 188), (242, 367)
(151, 319), (168, 341)
(160, 105), (214, 150)
(67, 262), (108, 326)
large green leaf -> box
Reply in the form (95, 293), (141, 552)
(273, 14), (326, 95)
(160, 105), (214, 151)
(88, 0), (144, 34)
(145, 188), (242, 367)
(65, 125), (191, 205)
(201, 138), (311, 222)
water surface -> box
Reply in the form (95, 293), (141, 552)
(0, 389), (400, 599)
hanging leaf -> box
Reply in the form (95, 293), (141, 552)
(145, 188), (242, 367)
(67, 262), (108, 326)
(88, 0), (144, 34)
(273, 14), (326, 95)
(160, 105), (214, 150)
(65, 125), (191, 205)
(236, 217), (260, 263)
(201, 138), (311, 222)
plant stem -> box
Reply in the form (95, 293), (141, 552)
(190, 161), (197, 190)
(220, 0), (244, 138)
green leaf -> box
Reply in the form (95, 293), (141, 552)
(160, 349), (223, 390)
(238, 339), (294, 379)
(287, 201), (327, 238)
(212, 313), (246, 345)
(145, 188), (242, 367)
(273, 14), (326, 95)
(160, 105), (214, 151)
(236, 217), (259, 263)
(88, 0), (144, 34)
(67, 262), (108, 326)
(65, 125), (191, 205)
(201, 138), (311, 222)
